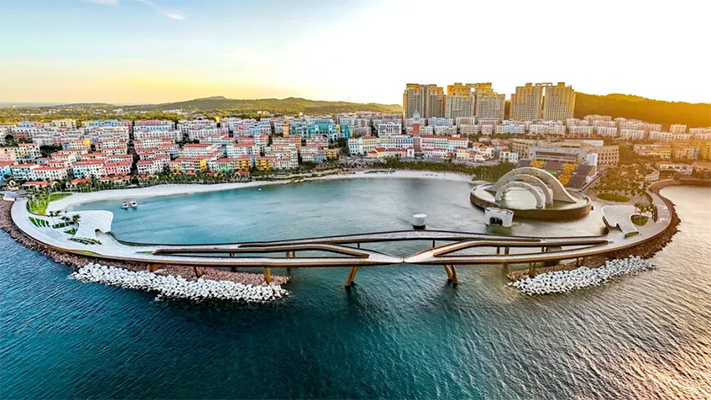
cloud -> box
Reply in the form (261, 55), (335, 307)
(134, 0), (185, 20)
(165, 11), (186, 20)
(84, 0), (119, 4)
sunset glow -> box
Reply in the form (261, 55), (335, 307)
(0, 0), (709, 104)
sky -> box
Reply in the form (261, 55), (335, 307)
(0, 0), (709, 105)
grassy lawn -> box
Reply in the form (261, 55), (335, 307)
(29, 217), (50, 228)
(74, 250), (99, 256)
(631, 215), (649, 226)
(27, 192), (72, 215)
(597, 193), (630, 202)
(64, 228), (77, 235)
(49, 192), (72, 202)
(69, 237), (102, 245)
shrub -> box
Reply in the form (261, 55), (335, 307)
(597, 193), (630, 202)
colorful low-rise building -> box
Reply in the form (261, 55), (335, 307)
(633, 143), (672, 159)
(73, 161), (104, 179)
(102, 161), (132, 177)
(169, 157), (208, 174)
(33, 167), (68, 181)
(254, 156), (277, 171)
(11, 163), (39, 180)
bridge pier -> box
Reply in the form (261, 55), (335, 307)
(263, 267), (272, 284)
(496, 247), (500, 254)
(148, 263), (159, 272)
(229, 253), (236, 257)
(444, 264), (459, 285)
(450, 265), (460, 285)
(230, 267), (237, 272)
(528, 262), (537, 278)
(344, 267), (359, 287)
(444, 264), (453, 281)
(194, 266), (205, 278)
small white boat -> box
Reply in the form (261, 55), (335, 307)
(257, 188), (263, 191)
(121, 202), (130, 209)
(130, 200), (138, 208)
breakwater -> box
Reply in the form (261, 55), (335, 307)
(0, 199), (289, 290)
(508, 186), (680, 281)
(72, 263), (288, 302)
(510, 256), (653, 295)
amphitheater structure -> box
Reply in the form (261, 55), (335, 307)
(471, 167), (592, 220)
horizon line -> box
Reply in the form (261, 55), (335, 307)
(1, 92), (710, 108)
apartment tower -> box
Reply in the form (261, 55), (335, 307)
(510, 83), (544, 121)
(444, 83), (476, 119)
(475, 84), (506, 120)
(403, 84), (445, 119)
(542, 82), (575, 121)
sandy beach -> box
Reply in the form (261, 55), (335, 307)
(49, 170), (474, 211)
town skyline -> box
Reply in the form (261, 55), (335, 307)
(1, 0), (709, 105)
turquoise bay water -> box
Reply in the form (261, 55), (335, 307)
(2, 179), (710, 399)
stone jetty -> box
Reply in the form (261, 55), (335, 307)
(510, 256), (653, 295)
(72, 263), (289, 303)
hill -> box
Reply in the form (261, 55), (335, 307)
(122, 96), (402, 114)
(574, 93), (711, 129)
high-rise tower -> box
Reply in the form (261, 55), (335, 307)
(542, 82), (575, 121)
(510, 83), (544, 121)
(403, 84), (445, 119)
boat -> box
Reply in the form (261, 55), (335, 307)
(257, 188), (263, 191)
(121, 202), (130, 209)
(130, 200), (138, 208)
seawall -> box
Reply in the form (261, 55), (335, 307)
(507, 185), (681, 281)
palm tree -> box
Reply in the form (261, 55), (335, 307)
(48, 210), (59, 225)
(71, 214), (81, 225)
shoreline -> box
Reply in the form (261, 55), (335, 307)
(49, 169), (474, 211)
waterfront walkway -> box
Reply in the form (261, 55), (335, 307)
(10, 191), (671, 285)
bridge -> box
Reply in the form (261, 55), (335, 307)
(10, 191), (672, 287)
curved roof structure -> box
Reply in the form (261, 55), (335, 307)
(489, 167), (577, 203)
(495, 181), (545, 209)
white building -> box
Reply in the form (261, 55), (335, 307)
(620, 129), (646, 140)
(670, 124), (687, 134)
(595, 126), (618, 137)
